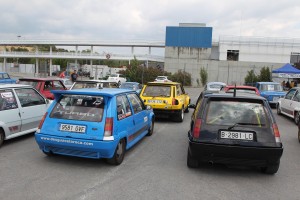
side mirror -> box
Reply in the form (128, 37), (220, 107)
(188, 104), (196, 109)
(146, 105), (152, 110)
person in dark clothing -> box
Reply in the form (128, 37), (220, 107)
(286, 81), (291, 89)
(71, 70), (78, 82)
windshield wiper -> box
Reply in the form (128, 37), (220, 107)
(228, 122), (264, 130)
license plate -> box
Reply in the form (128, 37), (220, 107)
(148, 100), (162, 103)
(273, 97), (279, 102)
(220, 130), (253, 141)
(59, 124), (86, 133)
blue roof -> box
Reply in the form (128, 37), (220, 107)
(272, 63), (300, 74)
(51, 88), (134, 98)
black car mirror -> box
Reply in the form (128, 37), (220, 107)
(188, 104), (196, 109)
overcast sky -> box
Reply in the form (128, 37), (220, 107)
(1, 0), (300, 44)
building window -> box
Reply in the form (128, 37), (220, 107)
(227, 50), (239, 61)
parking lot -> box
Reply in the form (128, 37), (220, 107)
(0, 87), (300, 200)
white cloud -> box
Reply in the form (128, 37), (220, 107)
(0, 0), (299, 41)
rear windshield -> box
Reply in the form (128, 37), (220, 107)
(209, 84), (223, 89)
(72, 82), (98, 89)
(19, 81), (39, 88)
(260, 84), (283, 91)
(50, 95), (105, 122)
(142, 85), (171, 97)
(102, 82), (118, 88)
(205, 100), (269, 127)
(227, 88), (256, 94)
(120, 83), (135, 89)
(156, 77), (167, 80)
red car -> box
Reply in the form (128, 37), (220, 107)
(18, 78), (67, 100)
(224, 85), (260, 96)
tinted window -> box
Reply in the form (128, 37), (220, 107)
(143, 85), (171, 97)
(116, 95), (132, 120)
(50, 95), (104, 122)
(227, 88), (256, 94)
(15, 88), (46, 107)
(205, 100), (269, 127)
(293, 91), (300, 102)
(127, 93), (144, 113)
(285, 89), (296, 100)
(72, 82), (97, 89)
(0, 89), (18, 110)
(53, 81), (65, 90)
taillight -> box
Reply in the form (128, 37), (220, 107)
(192, 119), (202, 139)
(104, 117), (113, 137)
(272, 123), (281, 143)
(172, 98), (179, 105)
(37, 112), (48, 132)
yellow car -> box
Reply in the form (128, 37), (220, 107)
(140, 82), (190, 122)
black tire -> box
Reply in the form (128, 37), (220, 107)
(294, 112), (300, 125)
(276, 104), (281, 115)
(107, 139), (126, 165)
(173, 108), (184, 122)
(261, 162), (280, 174)
(187, 150), (198, 168)
(0, 129), (4, 147)
(147, 119), (154, 136)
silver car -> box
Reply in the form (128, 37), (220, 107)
(0, 84), (51, 147)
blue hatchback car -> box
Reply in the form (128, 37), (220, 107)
(35, 88), (155, 165)
(256, 82), (286, 107)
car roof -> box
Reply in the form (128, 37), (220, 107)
(74, 80), (103, 83)
(207, 82), (227, 86)
(0, 84), (33, 89)
(52, 88), (134, 98)
(0, 72), (9, 74)
(146, 81), (179, 85)
(257, 82), (280, 84)
(19, 77), (63, 81)
(205, 92), (266, 101)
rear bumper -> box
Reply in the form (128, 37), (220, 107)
(35, 133), (118, 159)
(153, 109), (181, 116)
(188, 141), (283, 167)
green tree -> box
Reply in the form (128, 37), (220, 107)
(258, 66), (271, 82)
(244, 69), (259, 85)
(170, 70), (192, 86)
(200, 67), (208, 87)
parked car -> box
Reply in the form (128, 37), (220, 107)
(224, 85), (260, 95)
(18, 78), (67, 100)
(0, 84), (52, 147)
(0, 72), (17, 84)
(69, 80), (119, 90)
(35, 88), (155, 165)
(187, 92), (283, 174)
(256, 82), (286, 107)
(140, 81), (190, 122)
(107, 74), (127, 86)
(120, 82), (143, 94)
(277, 87), (300, 124)
(204, 82), (227, 92)
(154, 76), (171, 82)
(60, 78), (73, 89)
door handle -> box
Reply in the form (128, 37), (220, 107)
(18, 112), (21, 117)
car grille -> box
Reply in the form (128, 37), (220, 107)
(47, 146), (99, 158)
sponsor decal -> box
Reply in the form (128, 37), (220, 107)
(40, 137), (94, 146)
(1, 92), (13, 98)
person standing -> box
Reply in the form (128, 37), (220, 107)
(71, 70), (78, 82)
(59, 70), (66, 78)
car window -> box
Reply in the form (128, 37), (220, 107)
(285, 89), (296, 100)
(127, 93), (144, 113)
(72, 82), (97, 89)
(15, 88), (46, 107)
(3, 73), (10, 79)
(18, 80), (39, 88)
(142, 85), (171, 97)
(176, 85), (183, 96)
(50, 95), (104, 122)
(116, 95), (132, 120)
(0, 89), (18, 110)
(227, 88), (256, 94)
(260, 84), (283, 91)
(292, 91), (300, 102)
(205, 100), (268, 127)
(53, 81), (65, 90)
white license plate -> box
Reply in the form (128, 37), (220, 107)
(220, 131), (253, 141)
(273, 97), (279, 102)
(59, 124), (86, 133)
(148, 100), (162, 103)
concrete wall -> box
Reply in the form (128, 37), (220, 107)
(164, 47), (283, 86)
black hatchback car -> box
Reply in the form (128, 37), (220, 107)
(187, 92), (283, 174)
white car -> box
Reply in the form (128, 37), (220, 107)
(69, 80), (119, 90)
(107, 74), (127, 85)
(154, 76), (171, 82)
(204, 82), (227, 92)
(277, 87), (300, 124)
(0, 84), (51, 147)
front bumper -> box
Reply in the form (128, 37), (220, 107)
(35, 133), (118, 159)
(188, 141), (283, 167)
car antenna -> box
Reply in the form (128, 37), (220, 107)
(234, 83), (236, 97)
